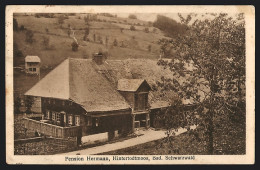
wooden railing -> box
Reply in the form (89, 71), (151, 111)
(22, 118), (81, 138)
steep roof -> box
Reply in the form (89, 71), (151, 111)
(25, 58), (130, 112)
(117, 79), (149, 92)
(24, 59), (70, 99)
(25, 56), (41, 62)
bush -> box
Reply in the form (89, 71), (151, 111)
(42, 36), (50, 50)
(14, 96), (21, 114)
(25, 30), (34, 44)
(14, 42), (24, 58)
(113, 39), (118, 46)
(71, 41), (79, 51)
(144, 27), (149, 33)
(128, 14), (137, 19)
(130, 25), (136, 31)
(20, 25), (25, 31)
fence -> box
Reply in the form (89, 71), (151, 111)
(14, 137), (78, 155)
(23, 118), (82, 138)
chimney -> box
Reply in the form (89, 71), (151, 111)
(93, 52), (104, 65)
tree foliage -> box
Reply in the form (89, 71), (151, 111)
(156, 13), (245, 154)
(25, 30), (34, 44)
(153, 15), (188, 38)
(25, 96), (34, 114)
(57, 15), (65, 27)
(128, 14), (137, 19)
(130, 25), (136, 31)
(71, 41), (79, 51)
(42, 36), (50, 50)
(14, 96), (21, 114)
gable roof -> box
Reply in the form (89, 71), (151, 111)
(25, 56), (41, 62)
(25, 58), (130, 112)
(117, 79), (150, 92)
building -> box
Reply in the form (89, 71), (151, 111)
(23, 54), (184, 145)
(25, 55), (41, 74)
(24, 55), (155, 143)
(117, 79), (151, 129)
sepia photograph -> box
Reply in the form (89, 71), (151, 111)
(5, 5), (255, 164)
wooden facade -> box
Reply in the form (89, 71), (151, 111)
(118, 80), (151, 130)
(23, 97), (132, 141)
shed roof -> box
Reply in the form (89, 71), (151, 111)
(25, 58), (130, 112)
(25, 56), (41, 62)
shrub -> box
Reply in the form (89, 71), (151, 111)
(71, 41), (79, 51)
(130, 25), (136, 31)
(144, 27), (149, 33)
(42, 36), (50, 50)
(20, 25), (25, 31)
(113, 39), (118, 46)
(14, 96), (21, 114)
(128, 14), (137, 19)
(57, 15), (65, 27)
(25, 30), (34, 44)
(14, 43), (24, 58)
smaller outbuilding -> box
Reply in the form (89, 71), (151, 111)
(25, 55), (41, 74)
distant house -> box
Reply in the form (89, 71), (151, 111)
(25, 55), (41, 74)
(23, 54), (178, 144)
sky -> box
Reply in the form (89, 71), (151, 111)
(115, 13), (240, 23)
(115, 13), (182, 22)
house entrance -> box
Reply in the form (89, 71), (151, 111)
(133, 113), (150, 129)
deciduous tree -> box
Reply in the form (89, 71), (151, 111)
(156, 13), (245, 154)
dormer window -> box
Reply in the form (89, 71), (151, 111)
(117, 79), (151, 112)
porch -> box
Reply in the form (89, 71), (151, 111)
(132, 111), (150, 131)
(22, 118), (82, 139)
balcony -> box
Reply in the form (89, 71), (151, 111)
(22, 118), (81, 138)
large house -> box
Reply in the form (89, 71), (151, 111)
(24, 54), (167, 144)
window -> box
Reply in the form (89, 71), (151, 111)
(95, 118), (99, 127)
(52, 112), (56, 121)
(32, 68), (36, 72)
(29, 68), (33, 71)
(75, 116), (80, 126)
(87, 117), (92, 126)
(56, 112), (60, 121)
(46, 110), (50, 119)
(68, 115), (73, 125)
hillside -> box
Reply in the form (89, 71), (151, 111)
(14, 13), (168, 68)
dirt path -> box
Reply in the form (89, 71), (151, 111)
(62, 126), (196, 155)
